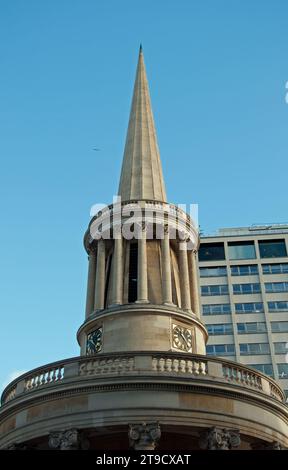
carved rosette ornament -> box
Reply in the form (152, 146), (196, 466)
(49, 429), (82, 450)
(129, 422), (161, 450)
(199, 427), (241, 450)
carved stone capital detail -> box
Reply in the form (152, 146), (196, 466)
(129, 422), (161, 450)
(49, 429), (83, 450)
(164, 223), (170, 235)
(199, 427), (241, 450)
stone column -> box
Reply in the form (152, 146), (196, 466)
(94, 239), (105, 310)
(199, 427), (240, 450)
(111, 236), (123, 305)
(137, 225), (148, 303)
(85, 250), (96, 318)
(189, 250), (200, 317)
(161, 227), (173, 305)
(178, 241), (191, 311)
(129, 422), (161, 450)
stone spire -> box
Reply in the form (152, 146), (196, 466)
(118, 46), (167, 202)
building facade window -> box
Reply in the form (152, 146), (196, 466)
(235, 302), (264, 313)
(265, 282), (288, 293)
(277, 364), (288, 378)
(206, 324), (233, 335)
(228, 241), (256, 260)
(249, 364), (273, 377)
(206, 344), (235, 356)
(198, 243), (225, 262)
(201, 285), (229, 296)
(239, 343), (270, 355)
(262, 263), (288, 274)
(271, 321), (288, 333)
(258, 239), (287, 258)
(202, 304), (231, 315)
(231, 265), (258, 276)
(233, 283), (261, 295)
(237, 322), (267, 334)
(268, 301), (288, 312)
(199, 266), (227, 277)
(274, 342), (288, 354)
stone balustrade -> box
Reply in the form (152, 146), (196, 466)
(270, 383), (284, 402)
(3, 386), (16, 403)
(222, 364), (263, 390)
(152, 356), (207, 375)
(79, 357), (135, 376)
(24, 365), (65, 391)
(1, 353), (285, 405)
(86, 199), (198, 247)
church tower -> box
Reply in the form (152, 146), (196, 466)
(78, 46), (207, 360)
(0, 48), (287, 451)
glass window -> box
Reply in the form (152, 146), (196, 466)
(274, 342), (288, 354)
(237, 322), (267, 334)
(235, 302), (264, 313)
(198, 243), (225, 261)
(233, 283), (261, 295)
(249, 364), (273, 377)
(259, 239), (287, 258)
(206, 323), (233, 335)
(201, 285), (229, 296)
(228, 241), (256, 260)
(206, 344), (235, 356)
(271, 322), (288, 333)
(262, 263), (288, 274)
(277, 364), (288, 378)
(202, 304), (231, 315)
(265, 282), (288, 293)
(231, 265), (258, 276)
(240, 343), (270, 355)
(200, 266), (227, 277)
(268, 301), (288, 312)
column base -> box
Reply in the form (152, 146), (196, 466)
(135, 300), (150, 304)
(183, 308), (192, 314)
(108, 302), (122, 308)
(94, 308), (104, 314)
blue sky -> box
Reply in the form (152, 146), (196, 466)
(0, 0), (288, 392)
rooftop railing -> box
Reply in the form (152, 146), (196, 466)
(1, 352), (285, 406)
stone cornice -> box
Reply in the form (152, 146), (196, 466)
(1, 374), (287, 425)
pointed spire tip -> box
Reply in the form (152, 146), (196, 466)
(139, 44), (143, 54)
(118, 46), (167, 202)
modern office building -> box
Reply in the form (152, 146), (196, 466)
(198, 225), (288, 400)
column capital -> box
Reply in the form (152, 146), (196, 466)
(128, 422), (161, 450)
(87, 245), (97, 255)
(49, 429), (83, 450)
(199, 427), (240, 450)
(136, 221), (147, 235)
(164, 223), (170, 235)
